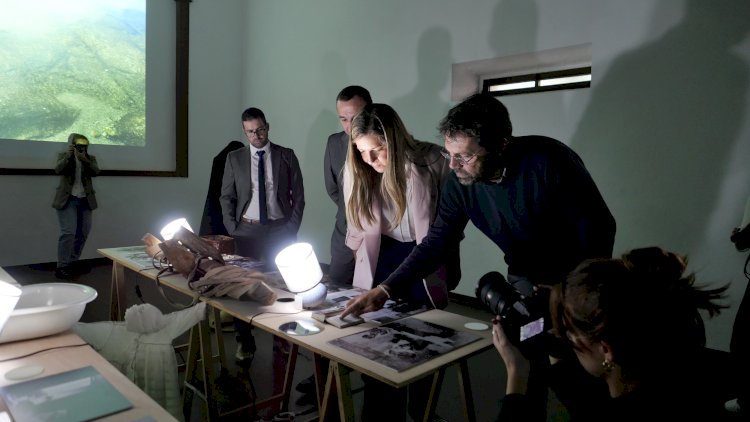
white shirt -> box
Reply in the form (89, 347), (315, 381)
(243, 143), (285, 221)
(72, 156), (86, 198)
(382, 167), (416, 242)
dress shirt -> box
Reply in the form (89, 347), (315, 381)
(243, 144), (284, 221)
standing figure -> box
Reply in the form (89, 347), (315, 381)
(342, 93), (616, 422)
(220, 107), (305, 263)
(323, 85), (372, 284)
(52, 133), (100, 279)
(220, 107), (304, 368)
(344, 103), (460, 421)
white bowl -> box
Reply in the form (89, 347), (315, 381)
(0, 283), (98, 344)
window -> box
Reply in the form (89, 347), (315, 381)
(484, 67), (591, 97)
(450, 43), (592, 101)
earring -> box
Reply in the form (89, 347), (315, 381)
(602, 360), (615, 372)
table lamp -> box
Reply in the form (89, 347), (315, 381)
(0, 280), (21, 336)
(275, 243), (327, 309)
(160, 218), (193, 241)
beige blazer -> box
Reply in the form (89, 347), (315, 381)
(344, 142), (460, 307)
(344, 162), (435, 290)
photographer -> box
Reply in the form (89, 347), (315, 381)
(52, 133), (100, 279)
(342, 93), (615, 421)
(493, 247), (728, 421)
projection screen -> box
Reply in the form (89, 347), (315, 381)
(0, 0), (188, 176)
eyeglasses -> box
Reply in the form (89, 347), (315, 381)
(245, 126), (268, 136)
(439, 149), (480, 166)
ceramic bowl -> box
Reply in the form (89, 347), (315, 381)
(0, 283), (98, 343)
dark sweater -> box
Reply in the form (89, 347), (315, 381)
(382, 135), (616, 295)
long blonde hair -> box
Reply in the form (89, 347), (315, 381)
(346, 103), (419, 231)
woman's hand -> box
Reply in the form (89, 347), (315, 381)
(493, 316), (531, 395)
(340, 287), (388, 318)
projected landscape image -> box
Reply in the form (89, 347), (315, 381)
(0, 0), (146, 146)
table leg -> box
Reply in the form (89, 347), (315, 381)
(318, 361), (354, 422)
(312, 354), (327, 409)
(181, 311), (219, 422)
(282, 342), (299, 411)
(197, 315), (218, 421)
(253, 340), (300, 416)
(458, 359), (477, 422)
(109, 261), (126, 321)
(181, 324), (201, 421)
(211, 307), (227, 369)
(422, 368), (446, 422)
(332, 362), (355, 422)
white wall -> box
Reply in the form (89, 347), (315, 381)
(238, 0), (750, 351)
(1, 0), (748, 351)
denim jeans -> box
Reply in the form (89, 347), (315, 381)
(56, 196), (92, 268)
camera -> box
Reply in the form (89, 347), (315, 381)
(475, 271), (547, 345)
(75, 144), (87, 153)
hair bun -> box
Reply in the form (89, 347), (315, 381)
(623, 246), (686, 282)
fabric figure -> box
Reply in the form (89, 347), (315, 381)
(74, 302), (207, 421)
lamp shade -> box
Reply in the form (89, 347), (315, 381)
(0, 280), (22, 335)
(275, 243), (323, 293)
(160, 218), (193, 241)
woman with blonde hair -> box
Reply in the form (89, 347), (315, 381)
(344, 103), (459, 309)
(344, 103), (460, 421)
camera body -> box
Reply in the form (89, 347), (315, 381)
(475, 271), (547, 345)
(75, 144), (87, 153)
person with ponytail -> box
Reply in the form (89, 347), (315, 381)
(493, 246), (729, 421)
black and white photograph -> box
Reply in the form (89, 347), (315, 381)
(329, 317), (481, 372)
(118, 246), (156, 269)
(361, 300), (428, 325)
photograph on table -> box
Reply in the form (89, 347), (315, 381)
(329, 317), (481, 371)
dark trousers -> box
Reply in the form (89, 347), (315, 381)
(328, 215), (355, 285)
(56, 196), (92, 269)
(233, 218), (296, 389)
(231, 219), (295, 263)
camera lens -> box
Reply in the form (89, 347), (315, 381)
(475, 271), (520, 316)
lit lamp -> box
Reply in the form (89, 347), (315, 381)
(275, 243), (327, 309)
(0, 280), (21, 336)
(159, 218), (193, 241)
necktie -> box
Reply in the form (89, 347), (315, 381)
(257, 150), (268, 224)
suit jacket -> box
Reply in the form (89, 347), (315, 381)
(323, 131), (348, 220)
(220, 142), (305, 235)
(199, 140), (245, 236)
(344, 141), (461, 295)
(52, 151), (100, 210)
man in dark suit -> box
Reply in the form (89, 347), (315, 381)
(323, 86), (371, 284)
(220, 107), (305, 364)
(221, 107), (305, 263)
